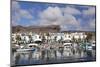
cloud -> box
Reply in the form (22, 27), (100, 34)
(62, 6), (81, 15)
(38, 6), (79, 28)
(11, 1), (95, 31)
(63, 14), (80, 25)
(83, 7), (95, 16)
(39, 7), (63, 22)
(11, 1), (33, 26)
(12, 1), (20, 11)
(37, 6), (81, 31)
(11, 20), (18, 26)
(19, 10), (33, 19)
(76, 18), (95, 31)
(38, 6), (63, 26)
(89, 19), (95, 29)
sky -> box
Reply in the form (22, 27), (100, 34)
(11, 0), (96, 31)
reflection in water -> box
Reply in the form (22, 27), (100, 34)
(59, 47), (64, 58)
(15, 53), (20, 64)
(41, 50), (45, 60)
(28, 51), (33, 64)
(12, 43), (96, 66)
(12, 48), (95, 66)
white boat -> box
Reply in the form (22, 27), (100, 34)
(16, 48), (36, 52)
(28, 43), (38, 47)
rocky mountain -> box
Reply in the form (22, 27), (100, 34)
(12, 25), (61, 33)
